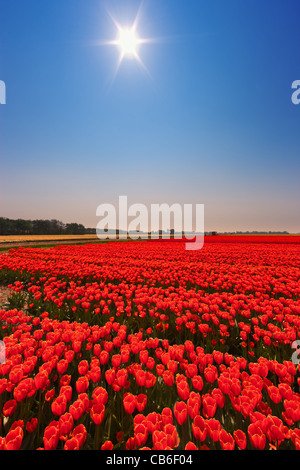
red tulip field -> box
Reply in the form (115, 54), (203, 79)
(0, 236), (300, 450)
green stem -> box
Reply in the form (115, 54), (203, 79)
(36, 390), (42, 446)
(94, 424), (101, 450)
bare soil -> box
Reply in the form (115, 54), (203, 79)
(0, 237), (101, 248)
(0, 285), (12, 309)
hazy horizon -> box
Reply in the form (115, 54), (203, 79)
(0, 213), (298, 235)
(1, 0), (300, 233)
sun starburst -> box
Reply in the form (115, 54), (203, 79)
(100, 4), (156, 80)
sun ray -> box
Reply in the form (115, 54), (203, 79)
(134, 53), (153, 81)
(132, 0), (145, 32)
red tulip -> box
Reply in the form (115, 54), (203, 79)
(219, 429), (235, 450)
(112, 354), (121, 368)
(152, 430), (169, 449)
(43, 424), (60, 450)
(192, 375), (203, 391)
(26, 418), (38, 433)
(134, 423), (148, 447)
(58, 412), (74, 437)
(163, 423), (180, 448)
(162, 370), (174, 386)
(101, 440), (114, 450)
(139, 350), (149, 365)
(174, 401), (187, 426)
(75, 376), (89, 394)
(202, 394), (217, 418)
(71, 424), (87, 448)
(176, 380), (190, 401)
(100, 350), (109, 365)
(204, 365), (218, 384)
(34, 370), (49, 390)
(2, 399), (17, 417)
(5, 426), (23, 450)
(136, 394), (147, 412)
(248, 423), (266, 450)
(51, 394), (67, 416)
(123, 393), (136, 414)
(126, 437), (137, 450)
(192, 415), (207, 442)
(161, 407), (173, 426)
(64, 437), (80, 450)
(267, 385), (282, 404)
(9, 365), (24, 384)
(59, 385), (72, 403)
(57, 359), (68, 375)
(185, 442), (198, 450)
(90, 403), (105, 425)
(116, 368), (128, 388)
(233, 429), (247, 449)
(206, 418), (221, 442)
(69, 400), (85, 421)
(186, 363), (198, 378)
(45, 389), (55, 402)
(89, 366), (101, 383)
(78, 360), (89, 375)
(187, 394), (200, 419)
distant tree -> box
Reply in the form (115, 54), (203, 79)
(15, 219), (31, 234)
(85, 227), (96, 234)
(0, 218), (11, 235)
(0, 217), (92, 236)
(65, 223), (85, 235)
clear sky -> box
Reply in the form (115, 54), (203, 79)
(0, 0), (300, 232)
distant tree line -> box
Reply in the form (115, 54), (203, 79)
(0, 217), (96, 236)
(222, 231), (289, 235)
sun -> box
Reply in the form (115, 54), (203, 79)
(110, 21), (147, 67)
(98, 4), (158, 80)
(106, 19), (151, 76)
(116, 27), (140, 59)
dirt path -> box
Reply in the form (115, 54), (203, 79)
(0, 238), (101, 248)
(0, 285), (12, 309)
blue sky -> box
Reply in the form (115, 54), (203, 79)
(0, 0), (300, 232)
